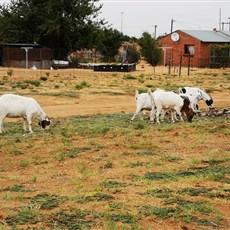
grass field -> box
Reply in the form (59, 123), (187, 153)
(0, 63), (229, 229)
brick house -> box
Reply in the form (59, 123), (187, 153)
(0, 43), (53, 69)
(158, 30), (230, 68)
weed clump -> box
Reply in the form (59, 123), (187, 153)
(29, 193), (67, 209)
(7, 68), (14, 76)
(75, 81), (90, 89)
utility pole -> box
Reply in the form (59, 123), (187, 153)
(171, 19), (175, 33)
(219, 8), (222, 30)
(121, 12), (124, 33)
(154, 25), (157, 39)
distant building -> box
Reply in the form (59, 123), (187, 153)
(158, 30), (230, 68)
(0, 43), (53, 69)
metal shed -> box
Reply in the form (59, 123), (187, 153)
(0, 43), (53, 69)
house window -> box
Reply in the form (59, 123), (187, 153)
(184, 45), (195, 56)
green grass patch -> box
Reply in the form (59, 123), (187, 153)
(134, 164), (230, 183)
(139, 206), (175, 219)
(137, 150), (158, 156)
(29, 193), (68, 210)
(105, 212), (137, 224)
(6, 205), (42, 226)
(100, 180), (127, 189)
(139, 198), (215, 225)
(74, 193), (114, 203)
(208, 124), (230, 135)
(0, 184), (33, 192)
(47, 208), (94, 229)
(56, 147), (91, 161)
(144, 188), (174, 198)
(123, 75), (136, 80)
(24, 80), (41, 87)
(75, 80), (90, 89)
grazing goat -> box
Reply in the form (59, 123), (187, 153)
(0, 94), (51, 134)
(179, 93), (201, 111)
(179, 87), (213, 109)
(148, 88), (195, 124)
(131, 88), (179, 122)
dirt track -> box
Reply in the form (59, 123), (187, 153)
(38, 91), (230, 119)
(39, 94), (134, 118)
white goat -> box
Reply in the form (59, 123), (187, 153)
(179, 87), (213, 109)
(130, 89), (153, 121)
(0, 94), (51, 134)
(148, 88), (195, 124)
(131, 88), (178, 122)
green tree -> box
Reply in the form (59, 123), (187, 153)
(210, 44), (230, 68)
(138, 32), (161, 66)
(98, 28), (126, 62)
(0, 0), (105, 59)
(126, 43), (140, 63)
(119, 42), (140, 64)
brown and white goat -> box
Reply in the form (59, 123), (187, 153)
(148, 88), (195, 124)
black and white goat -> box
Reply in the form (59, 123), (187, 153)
(0, 94), (51, 134)
(179, 87), (213, 110)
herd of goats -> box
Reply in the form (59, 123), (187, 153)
(0, 86), (228, 134)
(131, 86), (214, 123)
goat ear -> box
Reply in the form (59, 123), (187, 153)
(196, 104), (199, 110)
(181, 88), (186, 94)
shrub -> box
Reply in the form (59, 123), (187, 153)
(24, 80), (40, 87)
(40, 76), (48, 81)
(75, 81), (90, 90)
(7, 68), (14, 76)
(123, 75), (136, 80)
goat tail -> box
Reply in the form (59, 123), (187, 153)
(135, 89), (139, 100)
(147, 88), (155, 104)
(147, 88), (153, 98)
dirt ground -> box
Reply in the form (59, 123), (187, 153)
(0, 63), (229, 229)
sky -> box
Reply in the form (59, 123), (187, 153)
(0, 0), (229, 38)
(98, 0), (230, 38)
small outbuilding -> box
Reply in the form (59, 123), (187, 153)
(0, 43), (53, 69)
(158, 30), (230, 68)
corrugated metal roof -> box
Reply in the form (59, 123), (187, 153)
(0, 43), (45, 48)
(221, 31), (230, 37)
(180, 30), (230, 42)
